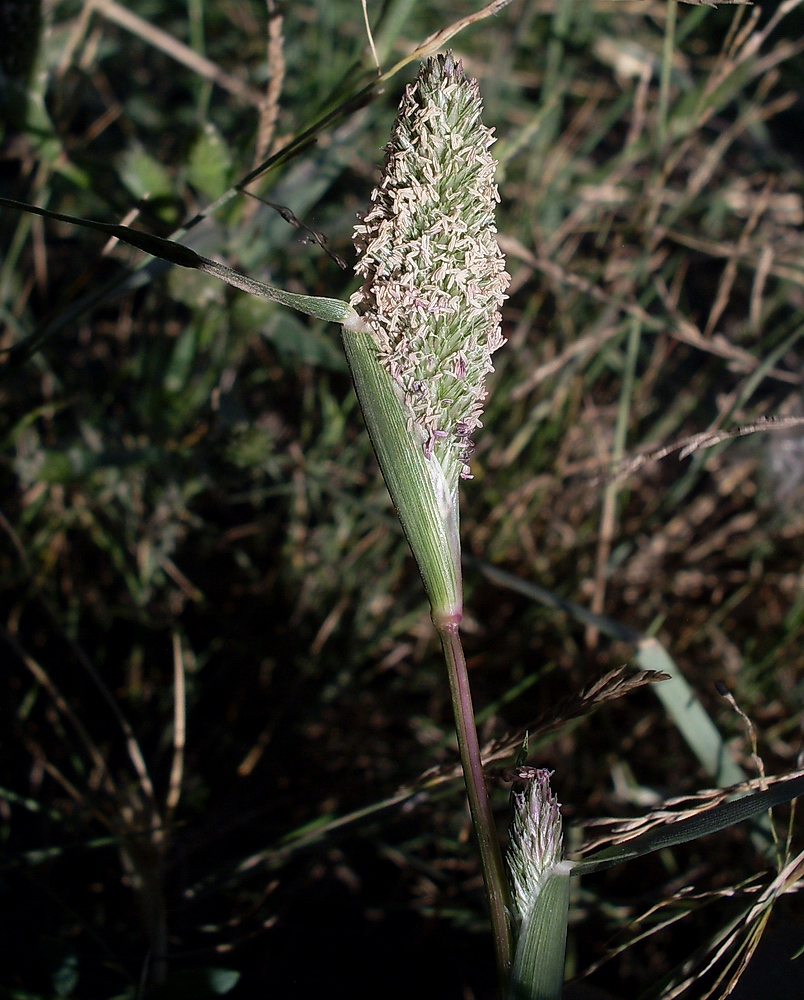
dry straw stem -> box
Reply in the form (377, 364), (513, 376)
(241, 0), (286, 227)
(252, 0), (286, 169)
(610, 415), (804, 484)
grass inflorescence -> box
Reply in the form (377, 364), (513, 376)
(1, 1), (803, 998)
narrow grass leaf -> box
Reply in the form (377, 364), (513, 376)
(573, 769), (804, 875)
(0, 196), (356, 327)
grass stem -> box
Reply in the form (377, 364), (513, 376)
(436, 618), (512, 984)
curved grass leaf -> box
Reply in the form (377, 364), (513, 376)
(573, 769), (804, 876)
(0, 196), (355, 328)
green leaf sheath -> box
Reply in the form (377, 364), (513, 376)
(509, 865), (572, 1000)
(341, 325), (462, 621)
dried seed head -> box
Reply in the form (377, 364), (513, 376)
(508, 769), (565, 924)
(350, 52), (510, 488)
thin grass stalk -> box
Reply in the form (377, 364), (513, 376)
(438, 620), (513, 979)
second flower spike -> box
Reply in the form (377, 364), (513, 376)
(507, 768), (572, 1000)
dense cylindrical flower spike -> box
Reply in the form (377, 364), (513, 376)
(350, 52), (510, 490)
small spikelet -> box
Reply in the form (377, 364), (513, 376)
(507, 769), (565, 924)
(350, 52), (510, 488)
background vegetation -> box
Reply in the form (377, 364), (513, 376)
(1, 1), (803, 997)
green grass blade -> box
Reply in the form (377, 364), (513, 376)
(573, 769), (804, 876)
(0, 196), (355, 332)
(635, 638), (745, 789)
